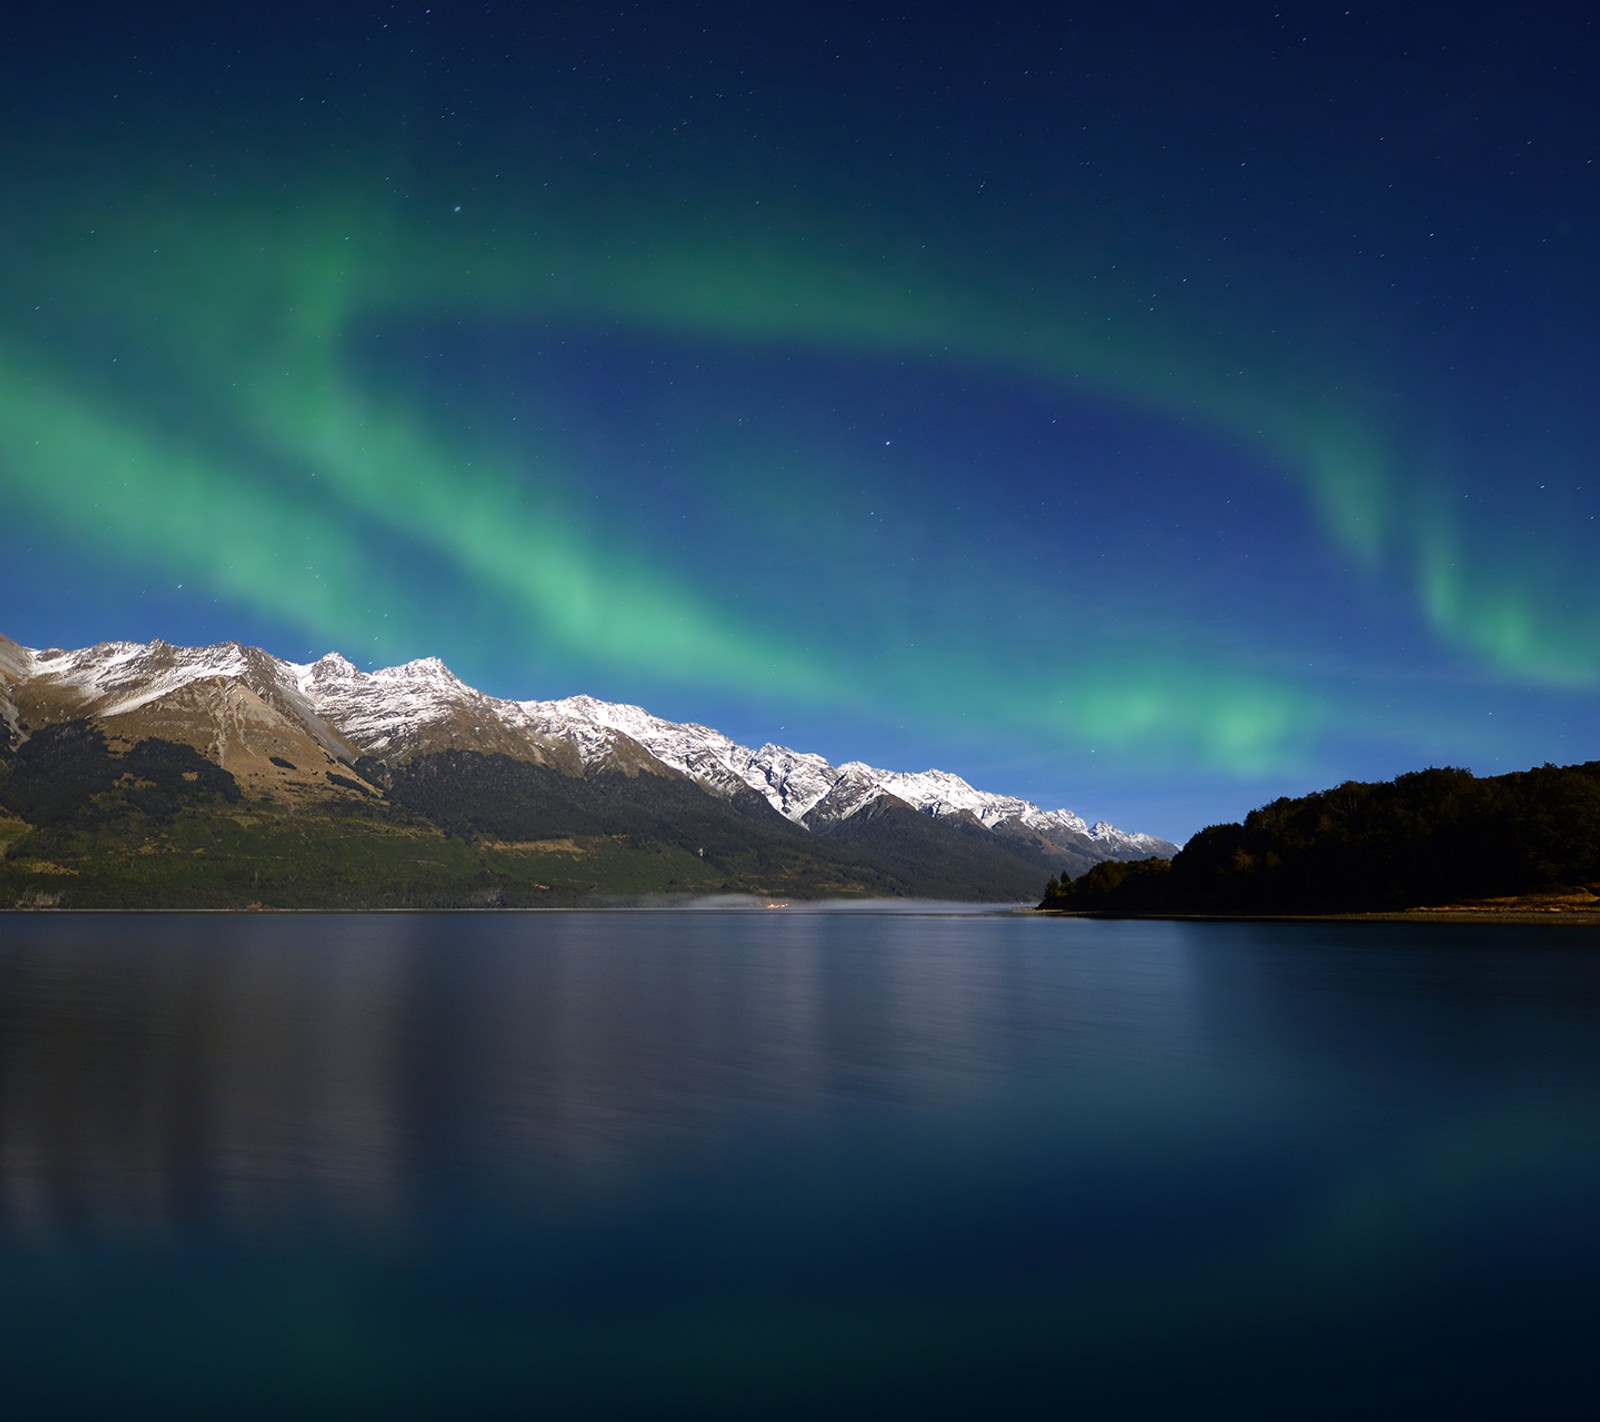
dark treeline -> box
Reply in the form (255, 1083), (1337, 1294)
(1041, 762), (1600, 915)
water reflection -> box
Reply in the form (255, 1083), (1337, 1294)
(1, 916), (415, 1245)
(0, 911), (1283, 1250)
(6, 913), (1599, 1253)
(2, 912), (1598, 1417)
(1, 912), (1079, 1245)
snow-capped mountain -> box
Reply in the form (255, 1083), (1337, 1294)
(528, 692), (1171, 856)
(0, 633), (1175, 868)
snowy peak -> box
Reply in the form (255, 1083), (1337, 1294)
(856, 765), (1006, 822)
(15, 638), (292, 721)
(1086, 820), (1171, 855)
(306, 651), (359, 683)
(385, 656), (459, 684)
(803, 761), (899, 828)
(786, 760), (1115, 852)
(291, 650), (557, 763)
(521, 694), (751, 789)
(741, 743), (838, 822)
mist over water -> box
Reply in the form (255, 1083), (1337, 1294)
(3, 910), (1598, 1418)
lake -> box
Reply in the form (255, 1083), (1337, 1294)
(2, 907), (1598, 1418)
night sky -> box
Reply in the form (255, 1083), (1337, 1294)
(2, 3), (1596, 842)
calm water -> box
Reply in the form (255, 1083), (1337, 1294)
(2, 908), (1598, 1418)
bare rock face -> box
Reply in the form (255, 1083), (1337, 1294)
(0, 635), (28, 753)
(1, 640), (355, 800)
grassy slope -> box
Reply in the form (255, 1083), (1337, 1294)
(0, 803), (746, 909)
(0, 724), (916, 908)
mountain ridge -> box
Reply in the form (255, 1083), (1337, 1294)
(1, 632), (1171, 852)
(0, 631), (1174, 908)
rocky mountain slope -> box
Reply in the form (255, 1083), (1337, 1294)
(0, 633), (1173, 908)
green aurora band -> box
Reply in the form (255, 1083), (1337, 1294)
(2, 161), (1592, 779)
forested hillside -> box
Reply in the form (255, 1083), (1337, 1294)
(1042, 763), (1600, 915)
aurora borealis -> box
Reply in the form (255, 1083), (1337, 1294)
(3, 4), (1597, 840)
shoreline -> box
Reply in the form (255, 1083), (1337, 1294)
(1036, 907), (1600, 925)
(3, 901), (1598, 923)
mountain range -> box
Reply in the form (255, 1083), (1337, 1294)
(0, 633), (1173, 908)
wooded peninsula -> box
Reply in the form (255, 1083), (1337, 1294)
(1041, 761), (1600, 918)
